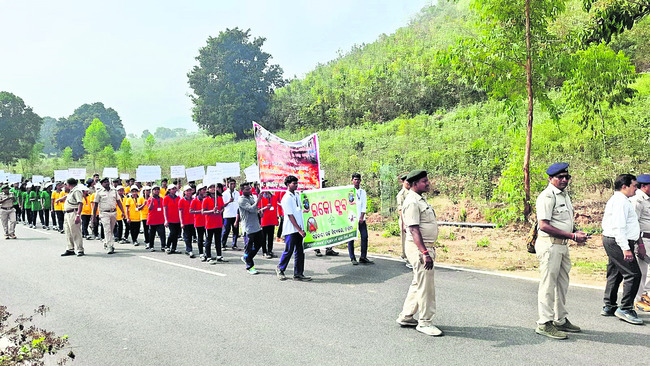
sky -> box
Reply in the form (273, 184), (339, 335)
(0, 0), (432, 135)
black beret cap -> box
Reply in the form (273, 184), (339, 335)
(546, 163), (569, 176)
(406, 170), (427, 184)
(99, 177), (110, 183)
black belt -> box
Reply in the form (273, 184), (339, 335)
(642, 233), (650, 239)
(101, 210), (116, 213)
(1, 207), (13, 210)
(65, 209), (76, 213)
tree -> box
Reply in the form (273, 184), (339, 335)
(141, 129), (152, 139)
(154, 127), (176, 140)
(62, 147), (73, 165)
(68, 102), (126, 149)
(188, 27), (285, 139)
(24, 143), (44, 173)
(144, 134), (156, 163)
(0, 91), (43, 164)
(444, 0), (566, 218)
(82, 118), (110, 170)
(53, 117), (85, 159)
(117, 138), (133, 170)
(38, 116), (59, 155)
(581, 0), (650, 44)
(99, 145), (116, 169)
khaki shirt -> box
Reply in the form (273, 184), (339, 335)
(630, 189), (650, 239)
(0, 191), (16, 209)
(396, 188), (408, 212)
(64, 186), (84, 212)
(536, 183), (574, 237)
(94, 186), (120, 212)
(402, 190), (438, 244)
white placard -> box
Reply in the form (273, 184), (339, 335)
(215, 162), (240, 178)
(244, 164), (259, 183)
(31, 175), (44, 184)
(120, 173), (130, 180)
(185, 166), (205, 182)
(136, 165), (161, 182)
(103, 167), (118, 178)
(202, 173), (220, 187)
(54, 170), (69, 182)
(68, 168), (87, 180)
(0, 172), (7, 183)
(170, 165), (186, 179)
(8, 174), (22, 184)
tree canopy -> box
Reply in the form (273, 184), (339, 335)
(0, 91), (43, 164)
(188, 27), (285, 139)
(82, 118), (111, 170)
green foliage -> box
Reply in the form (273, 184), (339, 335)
(141, 129), (152, 139)
(82, 118), (110, 170)
(0, 91), (43, 164)
(61, 147), (73, 165)
(99, 145), (116, 168)
(117, 138), (133, 170)
(476, 237), (490, 247)
(144, 134), (156, 163)
(382, 220), (400, 237)
(188, 27), (285, 139)
(38, 117), (59, 155)
(154, 127), (187, 140)
(581, 0), (650, 44)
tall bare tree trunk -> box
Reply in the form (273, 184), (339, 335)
(523, 0), (533, 218)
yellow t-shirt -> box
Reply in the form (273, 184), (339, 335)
(125, 186), (131, 195)
(138, 196), (149, 221)
(126, 196), (141, 222)
(160, 187), (167, 197)
(54, 191), (67, 211)
(116, 196), (127, 220)
(81, 195), (93, 215)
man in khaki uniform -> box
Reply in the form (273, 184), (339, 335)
(0, 185), (17, 239)
(535, 163), (588, 339)
(396, 173), (410, 268)
(93, 177), (126, 254)
(396, 170), (442, 337)
(628, 174), (650, 312)
(61, 178), (86, 256)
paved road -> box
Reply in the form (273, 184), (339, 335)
(1, 224), (649, 365)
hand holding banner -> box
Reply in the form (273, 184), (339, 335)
(300, 186), (358, 250)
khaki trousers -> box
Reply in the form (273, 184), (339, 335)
(399, 216), (406, 260)
(399, 239), (436, 326)
(99, 212), (117, 251)
(535, 236), (571, 324)
(1, 208), (16, 235)
(636, 238), (650, 300)
(64, 212), (84, 253)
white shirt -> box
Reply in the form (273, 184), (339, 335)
(355, 187), (367, 218)
(281, 190), (304, 236)
(602, 191), (640, 250)
(222, 189), (240, 218)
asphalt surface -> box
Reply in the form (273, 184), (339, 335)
(1, 223), (649, 366)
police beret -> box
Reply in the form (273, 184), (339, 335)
(1, 185), (9, 190)
(637, 174), (650, 184)
(546, 163), (569, 176)
(406, 170), (427, 183)
(399, 173), (408, 181)
(99, 177), (110, 183)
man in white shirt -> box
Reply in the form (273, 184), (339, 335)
(221, 178), (241, 250)
(348, 173), (373, 265)
(276, 175), (311, 281)
(601, 173), (643, 325)
(627, 174), (650, 312)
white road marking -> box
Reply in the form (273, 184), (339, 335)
(139, 256), (227, 277)
(369, 254), (606, 291)
(23, 227), (54, 235)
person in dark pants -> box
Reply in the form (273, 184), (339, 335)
(146, 185), (166, 251)
(258, 190), (278, 258)
(138, 186), (151, 245)
(163, 184), (181, 254)
(347, 173), (373, 265)
(239, 182), (263, 274)
(190, 184), (207, 260)
(41, 183), (52, 229)
(203, 183), (226, 263)
(276, 175), (311, 281)
(221, 179), (240, 250)
(179, 185), (196, 257)
(601, 173), (644, 325)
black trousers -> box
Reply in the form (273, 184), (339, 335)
(42, 209), (50, 226)
(277, 217), (284, 238)
(183, 224), (196, 253)
(205, 227), (222, 258)
(81, 215), (91, 237)
(142, 220), (149, 244)
(56, 211), (64, 231)
(262, 225), (275, 254)
(603, 236), (642, 310)
(129, 221), (141, 242)
(167, 222), (181, 251)
(14, 205), (21, 222)
(195, 226), (205, 255)
(115, 219), (124, 240)
(149, 224), (166, 250)
(51, 208), (57, 227)
(244, 230), (263, 269)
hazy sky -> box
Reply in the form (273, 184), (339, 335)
(0, 0), (432, 135)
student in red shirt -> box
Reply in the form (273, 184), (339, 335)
(178, 185), (196, 258)
(202, 183), (227, 263)
(258, 190), (279, 258)
(275, 190), (285, 241)
(146, 185), (166, 251)
(191, 184), (207, 260)
(163, 184), (181, 254)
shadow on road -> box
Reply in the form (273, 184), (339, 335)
(320, 258), (415, 284)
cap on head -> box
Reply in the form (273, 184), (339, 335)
(152, 185), (161, 191)
(637, 174), (650, 185)
(130, 185), (139, 191)
(406, 170), (427, 184)
(195, 184), (205, 191)
(100, 177), (110, 184)
(546, 162), (569, 176)
(86, 178), (94, 186)
(167, 184), (176, 190)
(183, 185), (192, 192)
(141, 186), (152, 191)
(399, 173), (408, 181)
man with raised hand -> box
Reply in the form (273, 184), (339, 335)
(221, 178), (240, 250)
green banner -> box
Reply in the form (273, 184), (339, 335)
(301, 186), (358, 249)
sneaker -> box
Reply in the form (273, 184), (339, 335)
(554, 318), (581, 333)
(61, 250), (75, 257)
(396, 317), (418, 327)
(4, 235), (8, 240)
(406, 262), (413, 269)
(42, 225), (47, 229)
(187, 251), (195, 258)
(351, 258), (359, 265)
(232, 245), (240, 251)
(241, 255), (246, 264)
(276, 267), (287, 281)
(416, 324), (443, 337)
(133, 241), (139, 247)
(149, 247), (155, 252)
(325, 248), (339, 256)
(107, 248), (115, 254)
(615, 308), (644, 325)
(76, 251), (84, 257)
(200, 254), (206, 262)
(315, 249), (323, 257)
(10, 234), (17, 239)
(635, 301), (650, 312)
(216, 256), (228, 262)
(359, 257), (374, 264)
(168, 250), (177, 254)
(265, 253), (273, 259)
(535, 322), (567, 339)
(247, 267), (259, 275)
(601, 305), (617, 316)
(293, 274), (312, 281)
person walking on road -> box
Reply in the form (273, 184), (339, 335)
(238, 182), (263, 275)
(221, 179), (240, 250)
(348, 173), (373, 265)
(534, 163), (588, 340)
(93, 177), (126, 254)
(276, 175), (311, 281)
(396, 170), (441, 336)
(629, 174), (650, 312)
(61, 178), (85, 257)
(396, 173), (411, 268)
(0, 185), (17, 239)
(601, 174), (644, 325)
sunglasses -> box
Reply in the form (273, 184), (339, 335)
(555, 174), (571, 180)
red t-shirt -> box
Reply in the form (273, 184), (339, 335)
(258, 192), (279, 227)
(178, 196), (193, 226)
(191, 197), (205, 228)
(147, 196), (164, 225)
(275, 191), (285, 216)
(202, 195), (224, 230)
(163, 195), (180, 223)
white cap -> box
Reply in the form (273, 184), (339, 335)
(130, 185), (139, 191)
(116, 185), (125, 190)
(167, 184), (177, 190)
(141, 186), (152, 191)
(183, 185), (192, 192)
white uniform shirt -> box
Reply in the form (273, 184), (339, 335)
(355, 187), (367, 218)
(602, 191), (640, 250)
(281, 190), (304, 236)
(222, 189), (240, 218)
(629, 189), (650, 244)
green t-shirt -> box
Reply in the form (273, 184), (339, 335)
(10, 188), (19, 206)
(29, 191), (42, 211)
(41, 190), (52, 210)
(20, 191), (28, 207)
